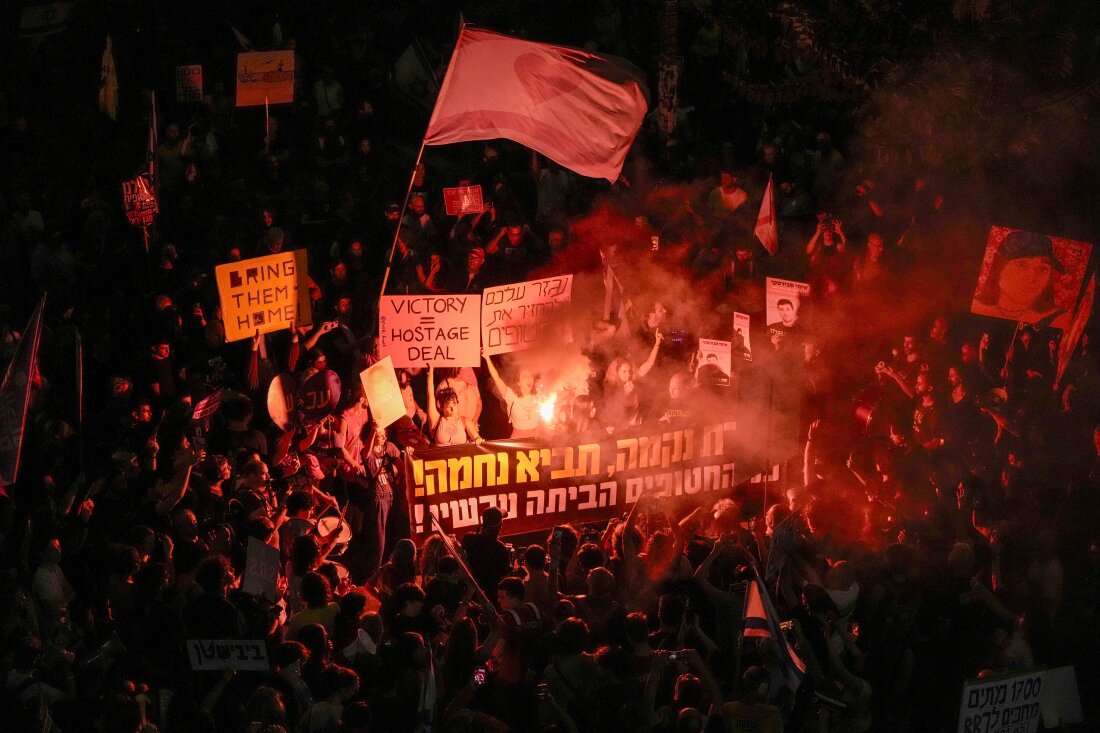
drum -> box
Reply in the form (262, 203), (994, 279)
(316, 516), (352, 557)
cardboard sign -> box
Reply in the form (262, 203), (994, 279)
(1040, 666), (1083, 728)
(241, 536), (281, 601)
(187, 639), (270, 671)
(443, 185), (485, 216)
(215, 250), (311, 342)
(406, 419), (737, 540)
(482, 275), (573, 356)
(360, 357), (405, 429)
(765, 277), (810, 342)
(696, 338), (732, 386)
(970, 227), (1092, 330)
(733, 312), (752, 362)
(378, 295), (481, 368)
(122, 175), (158, 227)
(957, 670), (1044, 733)
(236, 50), (295, 107)
(176, 65), (203, 103)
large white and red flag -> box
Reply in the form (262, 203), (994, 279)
(424, 27), (648, 182)
(0, 296), (46, 491)
(754, 174), (779, 255)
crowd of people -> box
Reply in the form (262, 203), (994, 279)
(1, 4), (1099, 733)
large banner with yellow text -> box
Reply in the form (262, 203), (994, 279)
(378, 295), (481, 368)
(405, 420), (738, 540)
(215, 250), (312, 342)
(482, 274), (573, 356)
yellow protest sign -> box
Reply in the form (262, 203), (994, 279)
(215, 250), (311, 342)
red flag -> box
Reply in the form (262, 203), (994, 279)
(191, 388), (226, 421)
(1055, 274), (1094, 389)
(0, 296), (46, 488)
(754, 174), (778, 255)
(424, 27), (648, 182)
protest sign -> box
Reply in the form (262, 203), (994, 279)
(241, 536), (281, 601)
(696, 338), (732, 386)
(236, 50), (295, 107)
(360, 357), (405, 429)
(122, 175), (158, 227)
(176, 65), (203, 102)
(187, 639), (270, 671)
(215, 250), (311, 342)
(1040, 666), (1082, 728)
(405, 420), (737, 540)
(378, 295), (480, 368)
(733, 312), (752, 362)
(957, 670), (1044, 733)
(482, 275), (573, 356)
(443, 185), (485, 216)
(970, 227), (1092, 331)
(765, 277), (810, 343)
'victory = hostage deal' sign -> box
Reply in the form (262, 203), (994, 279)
(122, 175), (158, 227)
(482, 275), (573, 356)
(443, 185), (485, 216)
(215, 250), (312, 342)
(378, 295), (480, 367)
(187, 639), (270, 672)
(176, 64), (203, 102)
(236, 50), (295, 107)
(957, 670), (1044, 733)
(405, 420), (737, 540)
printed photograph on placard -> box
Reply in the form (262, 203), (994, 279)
(765, 277), (810, 344)
(695, 338), (732, 386)
(970, 226), (1092, 330)
(733, 312), (752, 361)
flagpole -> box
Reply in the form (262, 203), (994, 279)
(75, 329), (84, 475)
(379, 22), (467, 300)
(733, 578), (749, 696)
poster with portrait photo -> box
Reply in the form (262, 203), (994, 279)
(696, 339), (732, 386)
(733, 312), (752, 362)
(765, 277), (811, 341)
(970, 227), (1092, 331)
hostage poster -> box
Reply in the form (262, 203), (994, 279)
(970, 227), (1092, 331)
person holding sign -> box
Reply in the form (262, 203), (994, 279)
(427, 366), (484, 446)
(483, 350), (541, 439)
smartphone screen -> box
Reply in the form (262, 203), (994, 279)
(473, 667), (487, 686)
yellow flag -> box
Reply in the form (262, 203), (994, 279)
(98, 36), (118, 120)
